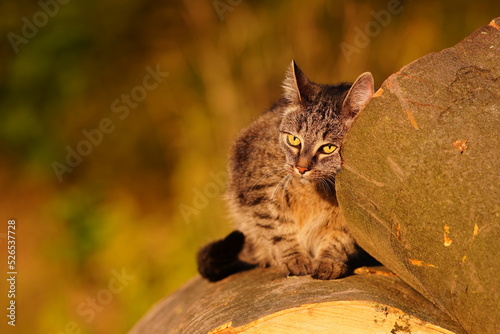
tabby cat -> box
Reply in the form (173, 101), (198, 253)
(197, 61), (375, 281)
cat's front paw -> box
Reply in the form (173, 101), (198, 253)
(281, 254), (313, 277)
(312, 258), (348, 280)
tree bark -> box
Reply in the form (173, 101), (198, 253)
(129, 267), (463, 334)
(337, 18), (500, 334)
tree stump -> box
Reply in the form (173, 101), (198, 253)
(337, 17), (500, 334)
(129, 18), (499, 334)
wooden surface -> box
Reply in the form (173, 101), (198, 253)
(337, 17), (500, 334)
(129, 267), (463, 334)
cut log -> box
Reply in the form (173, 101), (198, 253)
(337, 18), (500, 334)
(129, 267), (463, 334)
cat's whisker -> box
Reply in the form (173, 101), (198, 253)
(247, 165), (283, 183)
(325, 179), (335, 196)
(271, 174), (288, 199)
(271, 173), (292, 202)
(248, 166), (288, 191)
(279, 174), (293, 207)
(332, 176), (359, 200)
(325, 177), (336, 193)
(319, 179), (330, 195)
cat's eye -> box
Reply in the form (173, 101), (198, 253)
(321, 144), (337, 154)
(286, 134), (301, 147)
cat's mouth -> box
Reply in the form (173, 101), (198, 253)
(294, 169), (314, 181)
(286, 164), (335, 182)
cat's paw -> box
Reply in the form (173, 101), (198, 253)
(312, 258), (348, 280)
(258, 261), (271, 268)
(281, 254), (313, 277)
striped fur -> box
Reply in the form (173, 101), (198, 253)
(198, 61), (375, 281)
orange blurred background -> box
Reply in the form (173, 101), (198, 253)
(0, 0), (497, 333)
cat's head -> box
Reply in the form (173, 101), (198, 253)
(279, 61), (374, 181)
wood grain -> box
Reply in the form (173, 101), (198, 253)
(129, 267), (463, 334)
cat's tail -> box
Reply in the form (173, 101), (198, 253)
(197, 230), (256, 282)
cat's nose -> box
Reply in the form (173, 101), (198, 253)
(296, 166), (309, 174)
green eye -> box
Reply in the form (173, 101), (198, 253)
(321, 144), (337, 154)
(287, 134), (301, 147)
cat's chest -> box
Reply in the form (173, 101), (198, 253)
(287, 181), (338, 228)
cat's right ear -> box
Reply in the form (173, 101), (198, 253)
(342, 72), (374, 126)
(282, 60), (316, 103)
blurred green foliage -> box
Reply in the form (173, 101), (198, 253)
(0, 0), (498, 333)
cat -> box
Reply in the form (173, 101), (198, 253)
(197, 61), (375, 282)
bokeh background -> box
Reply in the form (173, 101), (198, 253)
(0, 0), (498, 333)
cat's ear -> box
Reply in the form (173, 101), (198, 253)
(282, 60), (317, 103)
(342, 72), (374, 125)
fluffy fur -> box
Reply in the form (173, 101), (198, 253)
(198, 61), (375, 281)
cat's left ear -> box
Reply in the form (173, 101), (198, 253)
(282, 60), (319, 103)
(342, 72), (374, 126)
